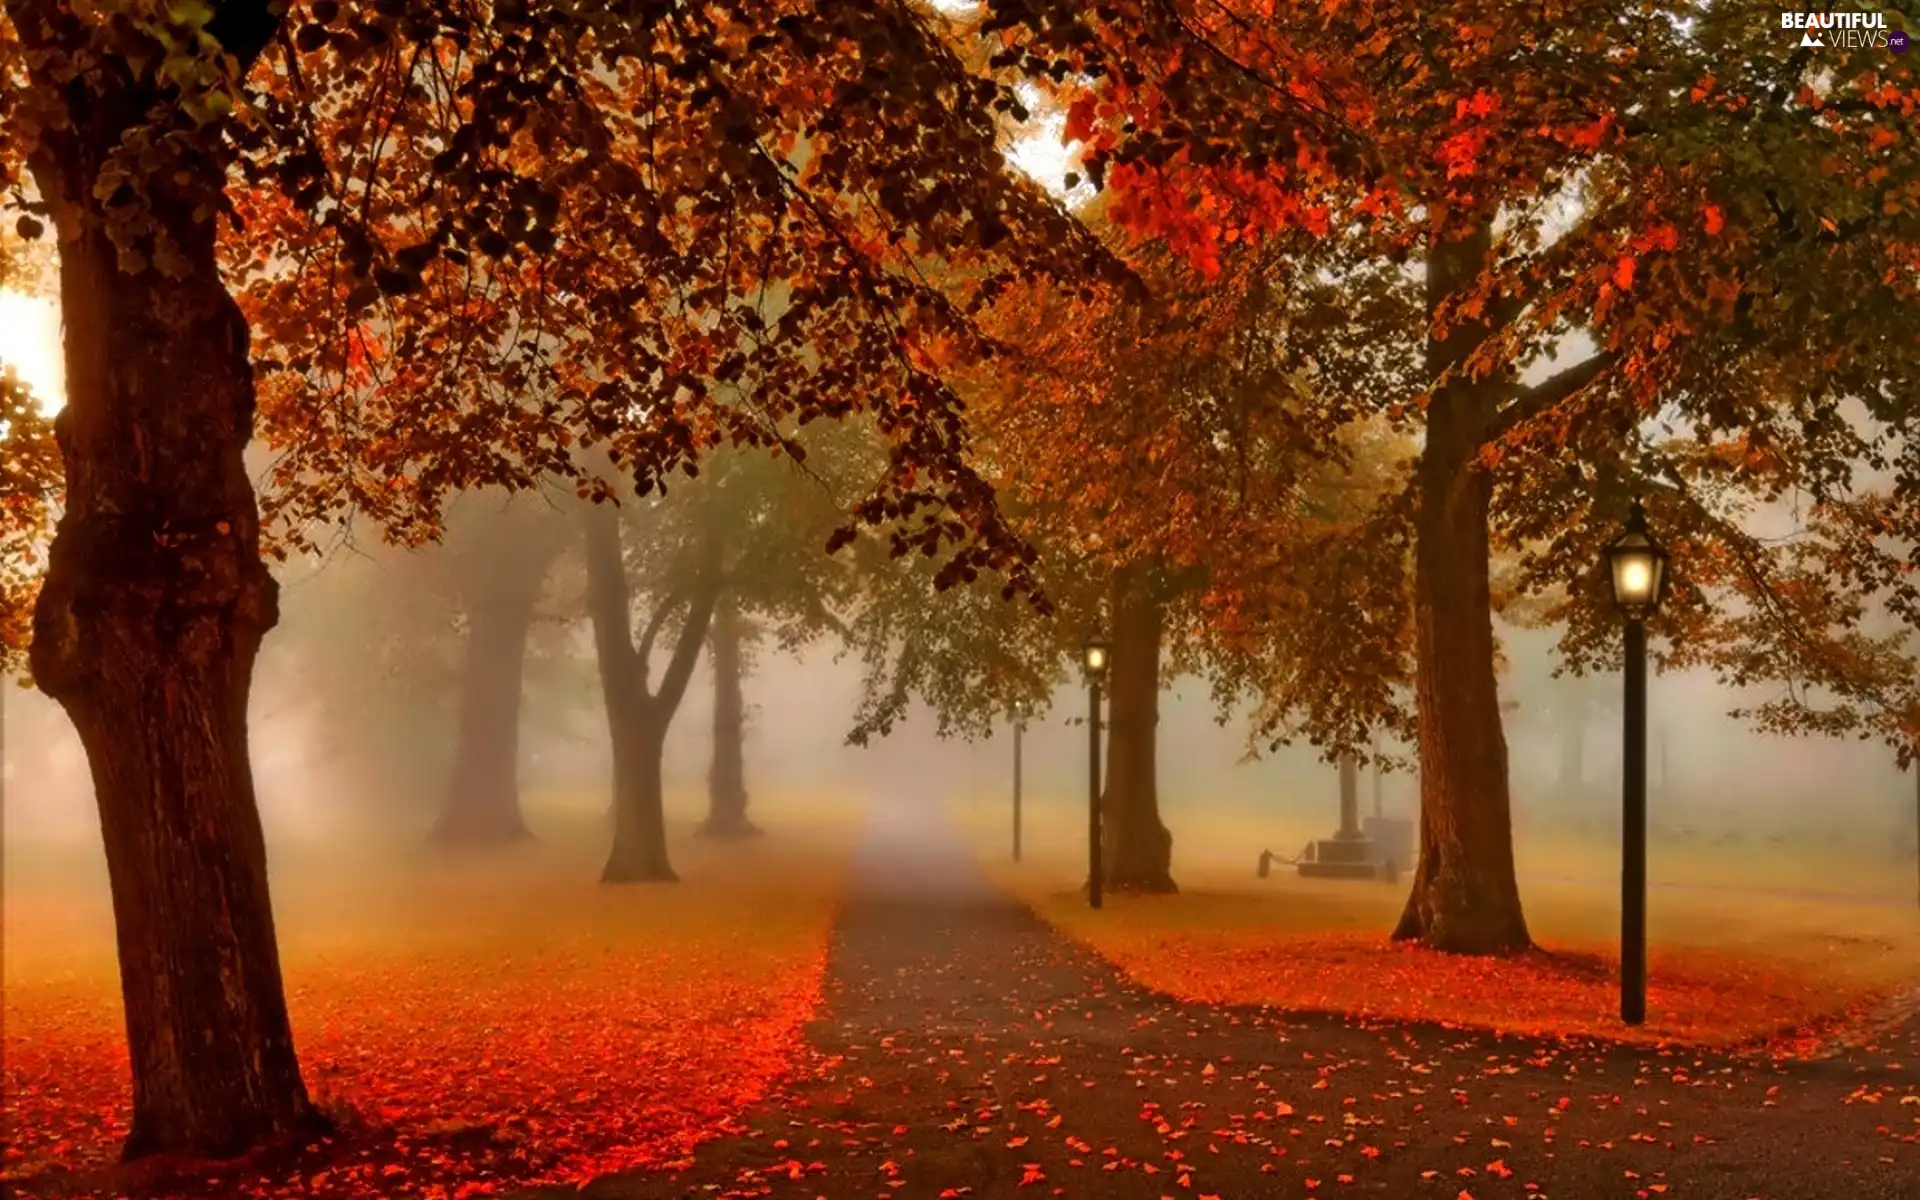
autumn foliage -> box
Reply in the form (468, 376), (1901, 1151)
(0, 244), (55, 678)
(1, 0), (1918, 1181)
(2, 839), (842, 1196)
(1048, 919), (1897, 1053)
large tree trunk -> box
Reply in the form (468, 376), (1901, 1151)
(1392, 225), (1532, 954)
(1390, 222), (1536, 956)
(581, 500), (720, 883)
(698, 594), (762, 838)
(16, 19), (320, 1156)
(431, 508), (559, 844)
(1101, 569), (1176, 893)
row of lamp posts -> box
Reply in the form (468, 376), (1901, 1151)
(1008, 501), (1673, 1025)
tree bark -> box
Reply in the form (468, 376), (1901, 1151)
(1392, 224), (1533, 954)
(582, 500), (720, 883)
(430, 508), (560, 844)
(1101, 568), (1176, 893)
(698, 593), (762, 838)
(605, 702), (673, 882)
(15, 6), (321, 1155)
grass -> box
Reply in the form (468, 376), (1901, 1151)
(1, 789), (864, 1197)
(964, 795), (1920, 1051)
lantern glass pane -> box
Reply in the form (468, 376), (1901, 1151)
(1612, 551), (1655, 606)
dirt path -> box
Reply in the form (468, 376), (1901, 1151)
(522, 801), (1919, 1199)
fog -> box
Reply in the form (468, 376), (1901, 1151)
(5, 534), (1914, 904)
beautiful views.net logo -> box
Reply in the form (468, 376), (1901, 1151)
(1779, 11), (1899, 50)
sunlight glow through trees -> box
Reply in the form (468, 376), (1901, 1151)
(0, 288), (60, 413)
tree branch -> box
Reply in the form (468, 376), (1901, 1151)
(656, 576), (721, 718)
(635, 581), (689, 688)
(1483, 351), (1615, 446)
(582, 497), (644, 707)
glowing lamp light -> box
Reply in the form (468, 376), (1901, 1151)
(1604, 499), (1669, 620)
(1082, 635), (1111, 681)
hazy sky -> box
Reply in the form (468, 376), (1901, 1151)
(0, 286), (61, 413)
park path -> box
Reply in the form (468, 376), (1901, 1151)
(522, 801), (1918, 1200)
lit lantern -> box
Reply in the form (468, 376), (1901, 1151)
(1604, 498), (1670, 620)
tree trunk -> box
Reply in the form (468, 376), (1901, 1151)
(1392, 225), (1532, 954)
(581, 499), (720, 883)
(431, 512), (558, 844)
(605, 706), (675, 882)
(17, 36), (320, 1155)
(1101, 569), (1176, 893)
(698, 594), (761, 838)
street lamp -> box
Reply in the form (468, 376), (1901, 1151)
(1083, 635), (1112, 910)
(1604, 497), (1670, 1026)
(1011, 698), (1030, 864)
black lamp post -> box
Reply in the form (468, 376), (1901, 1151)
(1083, 635), (1111, 910)
(1604, 497), (1670, 1027)
(1011, 698), (1029, 863)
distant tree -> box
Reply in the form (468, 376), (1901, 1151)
(702, 594), (760, 839)
(264, 509), (591, 830)
(267, 538), (458, 814)
(430, 491), (569, 844)
(587, 430), (870, 873)
(848, 229), (1414, 893)
(697, 432), (866, 839)
(583, 479), (718, 884)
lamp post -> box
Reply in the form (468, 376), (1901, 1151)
(1370, 731), (1383, 821)
(1083, 635), (1111, 910)
(1603, 497), (1670, 1027)
(1011, 699), (1029, 863)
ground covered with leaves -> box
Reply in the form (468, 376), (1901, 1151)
(2, 816), (848, 1199)
(557, 801), (1918, 1200)
(1029, 907), (1914, 1052)
(975, 805), (1920, 1053)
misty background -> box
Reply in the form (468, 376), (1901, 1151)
(5, 529), (1914, 894)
